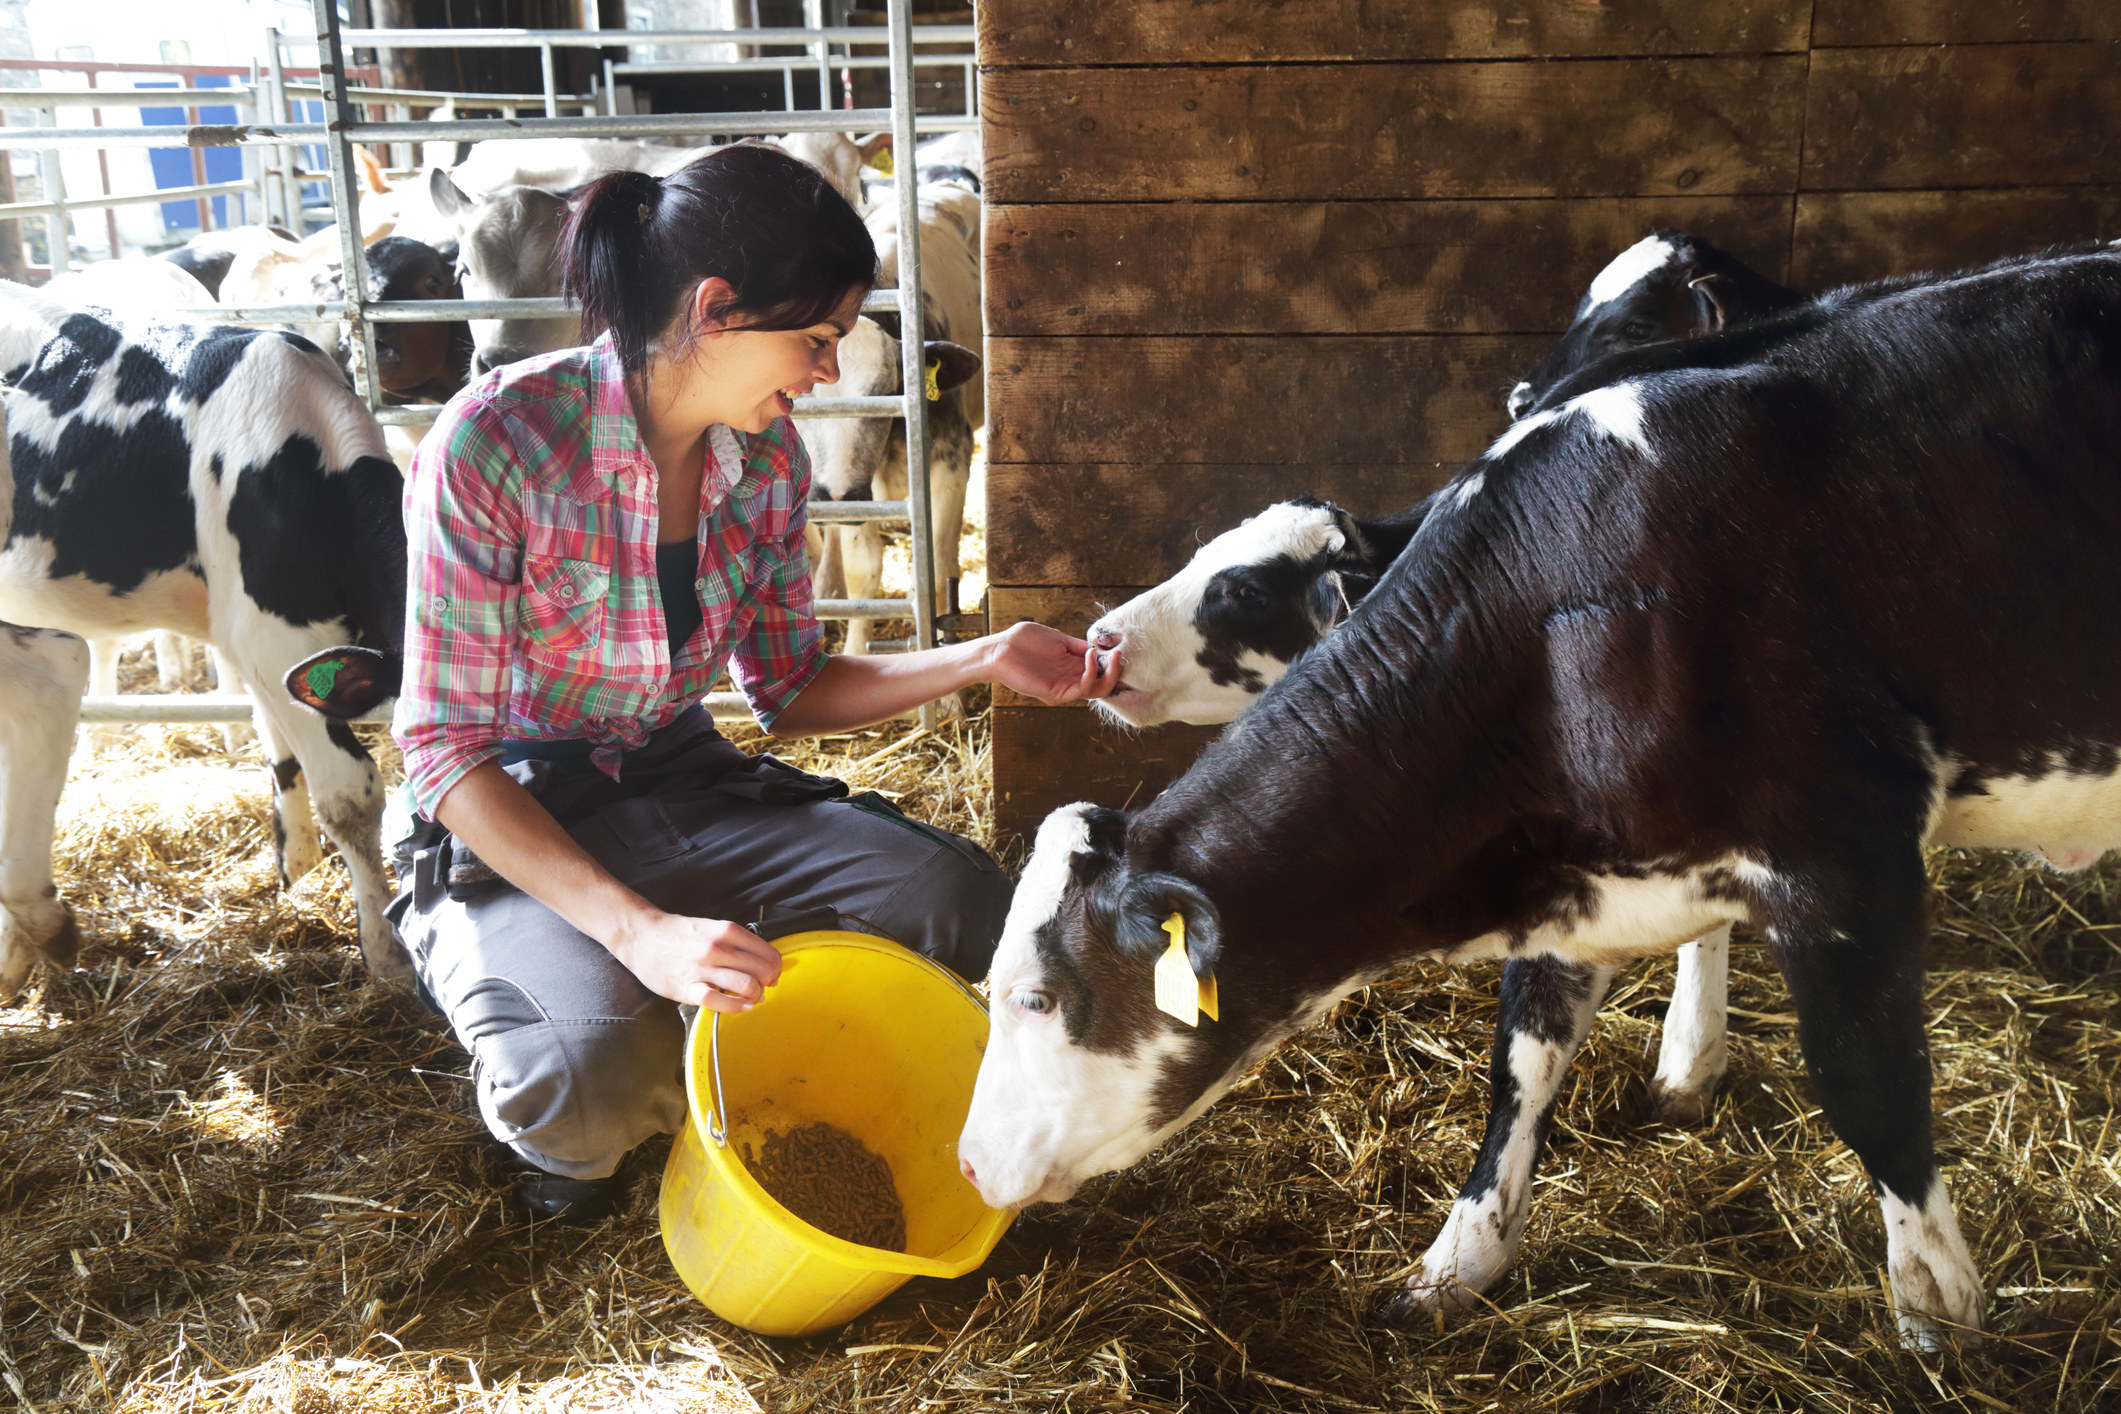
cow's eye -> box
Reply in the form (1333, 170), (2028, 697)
(1232, 581), (1271, 609)
(1011, 988), (1054, 1016)
(1621, 318), (1658, 341)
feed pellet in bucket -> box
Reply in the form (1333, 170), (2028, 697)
(744, 1122), (908, 1252)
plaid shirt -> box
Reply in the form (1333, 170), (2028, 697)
(394, 337), (826, 818)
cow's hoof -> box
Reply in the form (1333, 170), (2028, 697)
(1375, 1276), (1482, 1327)
(1647, 1081), (1716, 1127)
(1896, 1308), (1986, 1354)
(37, 906), (81, 969)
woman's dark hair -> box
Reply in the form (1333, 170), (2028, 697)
(560, 142), (876, 382)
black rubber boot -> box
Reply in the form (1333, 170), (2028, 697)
(511, 1165), (624, 1224)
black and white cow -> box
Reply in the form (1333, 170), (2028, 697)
(0, 285), (412, 1000)
(1084, 494), (1731, 1124)
(960, 247), (2121, 1350)
(1506, 231), (1805, 419)
(804, 180), (986, 653)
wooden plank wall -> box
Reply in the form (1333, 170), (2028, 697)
(978, 0), (2121, 842)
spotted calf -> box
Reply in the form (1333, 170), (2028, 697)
(962, 248), (2121, 1351)
(0, 285), (412, 999)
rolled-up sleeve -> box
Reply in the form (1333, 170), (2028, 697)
(392, 400), (525, 817)
(730, 432), (827, 730)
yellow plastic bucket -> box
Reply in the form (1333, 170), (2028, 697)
(659, 931), (1012, 1336)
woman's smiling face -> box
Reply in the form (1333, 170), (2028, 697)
(681, 282), (869, 435)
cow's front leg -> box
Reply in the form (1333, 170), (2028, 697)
(1649, 923), (1731, 1124)
(1383, 955), (1613, 1320)
(1773, 862), (1984, 1350)
(241, 651), (411, 986)
(0, 628), (88, 1002)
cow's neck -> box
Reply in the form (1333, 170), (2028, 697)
(1132, 557), (1547, 1020)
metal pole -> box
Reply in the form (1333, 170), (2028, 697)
(39, 114), (67, 275)
(809, 0), (830, 109)
(887, 0), (935, 715)
(266, 29), (301, 229)
(603, 57), (617, 116)
(311, 0), (382, 409)
(86, 73), (121, 257)
(539, 43), (557, 119)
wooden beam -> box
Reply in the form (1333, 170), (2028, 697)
(987, 464), (1452, 588)
(991, 706), (1222, 848)
(982, 59), (1809, 203)
(986, 335), (1541, 469)
(979, 0), (1812, 67)
(1812, 2), (2117, 46)
(1793, 188), (2121, 290)
(1802, 43), (2121, 191)
(986, 197), (1796, 337)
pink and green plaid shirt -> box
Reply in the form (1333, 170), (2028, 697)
(393, 336), (826, 817)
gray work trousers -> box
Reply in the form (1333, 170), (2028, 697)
(386, 712), (1011, 1179)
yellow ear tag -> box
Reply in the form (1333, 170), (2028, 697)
(924, 358), (941, 402)
(872, 147), (895, 177)
(1153, 912), (1218, 1026)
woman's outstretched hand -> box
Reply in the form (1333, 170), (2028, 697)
(984, 620), (1125, 705)
(608, 911), (785, 1010)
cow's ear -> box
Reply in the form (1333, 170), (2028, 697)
(284, 646), (400, 719)
(1113, 871), (1222, 981)
(921, 339), (981, 397)
(1069, 805), (1129, 886)
(429, 167), (468, 221)
(1688, 273), (1731, 333)
(1322, 501), (1372, 570)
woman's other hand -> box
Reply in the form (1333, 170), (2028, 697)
(983, 620), (1125, 706)
(609, 912), (785, 1010)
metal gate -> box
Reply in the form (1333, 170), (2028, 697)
(0, 0), (972, 730)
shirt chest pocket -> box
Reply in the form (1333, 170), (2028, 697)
(521, 554), (609, 652)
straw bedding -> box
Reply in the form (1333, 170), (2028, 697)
(5, 595), (2117, 1409)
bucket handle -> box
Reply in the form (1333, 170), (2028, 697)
(697, 950), (988, 1149)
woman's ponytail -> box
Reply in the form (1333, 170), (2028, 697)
(558, 143), (877, 387)
(560, 168), (671, 381)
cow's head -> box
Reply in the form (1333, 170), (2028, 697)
(430, 172), (582, 374)
(1087, 497), (1373, 728)
(799, 313), (980, 502)
(959, 803), (1256, 1209)
(1507, 231), (1803, 420)
(354, 235), (467, 397)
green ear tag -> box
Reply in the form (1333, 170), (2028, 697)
(924, 359), (941, 402)
(304, 659), (342, 700)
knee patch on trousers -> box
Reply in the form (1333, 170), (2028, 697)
(472, 1012), (687, 1180)
(863, 836), (1013, 983)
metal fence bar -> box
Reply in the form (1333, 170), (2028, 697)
(309, 0), (382, 408)
(336, 25), (976, 47)
(0, 180), (255, 220)
(885, 0), (938, 725)
(39, 116), (67, 274)
(0, 109), (979, 150)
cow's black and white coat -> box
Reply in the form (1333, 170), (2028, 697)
(961, 248), (2121, 1350)
(0, 285), (411, 998)
(1087, 494), (1736, 1130)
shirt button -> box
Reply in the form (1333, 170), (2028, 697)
(428, 594), (448, 615)
(694, 577), (707, 591)
(558, 584), (576, 601)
